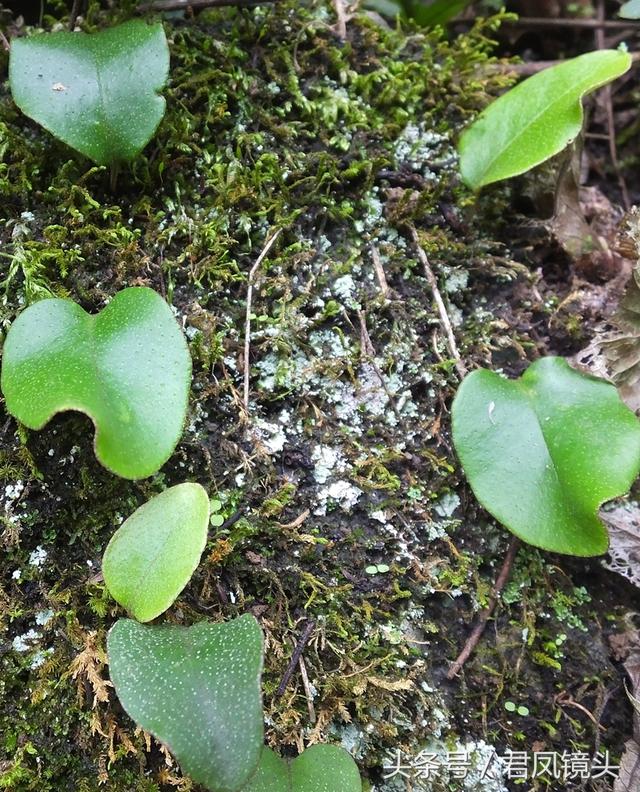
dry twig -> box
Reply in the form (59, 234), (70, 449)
(595, 0), (630, 209)
(508, 17), (640, 31)
(243, 227), (282, 411)
(447, 536), (521, 679)
(298, 655), (317, 723)
(138, 0), (276, 10)
(69, 0), (83, 30)
(333, 0), (348, 39)
(410, 227), (467, 380)
(276, 621), (316, 698)
(370, 245), (390, 300)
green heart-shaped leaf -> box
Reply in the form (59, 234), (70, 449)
(452, 357), (640, 556)
(1, 287), (191, 480)
(102, 483), (210, 622)
(9, 20), (169, 165)
(108, 615), (264, 792)
(458, 50), (631, 190)
(244, 745), (362, 792)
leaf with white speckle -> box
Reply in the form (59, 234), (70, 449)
(108, 615), (264, 792)
(9, 20), (168, 165)
(102, 483), (210, 622)
(244, 745), (362, 792)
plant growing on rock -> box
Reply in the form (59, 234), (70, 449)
(9, 19), (169, 167)
(244, 744), (362, 792)
(108, 615), (266, 792)
(452, 357), (640, 556)
(102, 483), (210, 622)
(108, 616), (362, 792)
(103, 487), (362, 790)
(457, 49), (631, 190)
(0, 286), (191, 479)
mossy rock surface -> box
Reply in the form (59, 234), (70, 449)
(0, 2), (637, 791)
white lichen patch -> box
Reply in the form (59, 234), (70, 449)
(12, 629), (41, 653)
(312, 445), (348, 484)
(35, 609), (55, 626)
(28, 546), (47, 568)
(314, 480), (363, 515)
(252, 418), (288, 454)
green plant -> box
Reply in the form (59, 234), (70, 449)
(243, 745), (362, 792)
(9, 20), (169, 167)
(366, 0), (473, 26)
(102, 483), (210, 622)
(108, 616), (363, 792)
(0, 286), (191, 479)
(451, 357), (640, 555)
(107, 616), (265, 792)
(457, 49), (631, 190)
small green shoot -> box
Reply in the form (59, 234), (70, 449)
(102, 484), (210, 622)
(365, 564), (390, 575)
(243, 745), (362, 792)
(505, 701), (530, 717)
(107, 615), (264, 792)
(1, 287), (191, 480)
(366, 0), (472, 26)
(458, 50), (631, 190)
(9, 20), (169, 166)
(210, 498), (225, 528)
(452, 357), (640, 556)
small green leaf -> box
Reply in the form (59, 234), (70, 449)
(107, 615), (264, 792)
(1, 287), (191, 480)
(452, 357), (640, 556)
(406, 0), (474, 27)
(620, 0), (640, 19)
(244, 745), (362, 792)
(9, 20), (169, 165)
(458, 50), (631, 190)
(102, 484), (210, 622)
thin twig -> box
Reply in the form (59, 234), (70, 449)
(0, 30), (10, 52)
(68, 0), (82, 30)
(138, 0), (276, 10)
(447, 536), (521, 679)
(298, 655), (316, 723)
(595, 0), (630, 209)
(487, 52), (640, 76)
(357, 310), (401, 421)
(508, 17), (640, 30)
(333, 0), (348, 39)
(243, 227), (282, 411)
(410, 227), (467, 381)
(276, 621), (316, 698)
(370, 245), (390, 300)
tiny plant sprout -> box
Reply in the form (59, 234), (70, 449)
(102, 483), (210, 622)
(243, 744), (362, 792)
(107, 615), (264, 792)
(458, 49), (631, 190)
(452, 357), (640, 556)
(9, 20), (169, 166)
(0, 287), (191, 480)
(210, 498), (225, 528)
